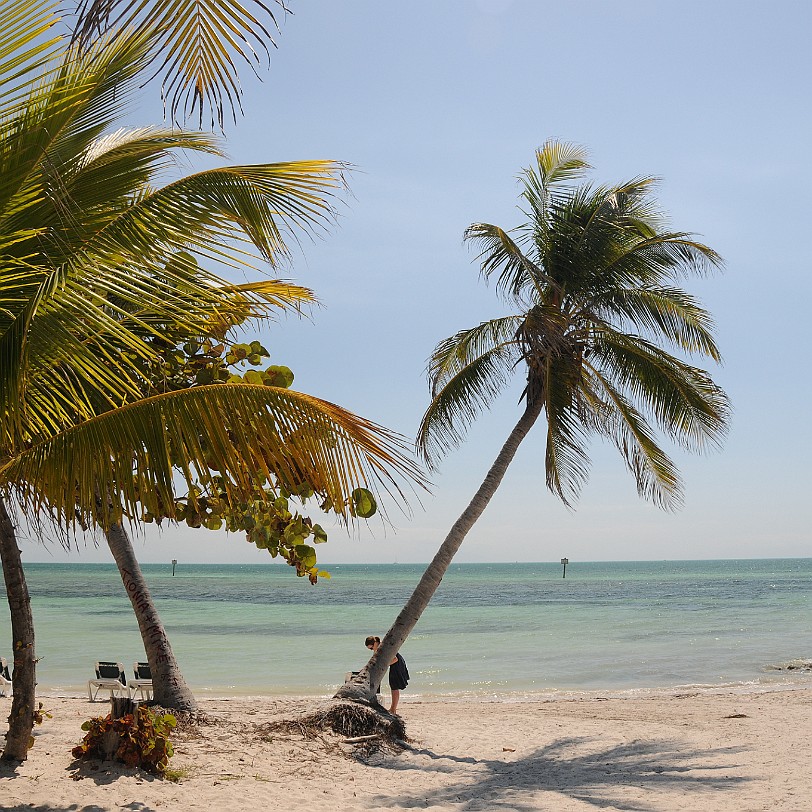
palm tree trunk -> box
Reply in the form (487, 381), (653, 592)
(105, 522), (198, 712)
(0, 497), (36, 761)
(336, 398), (544, 703)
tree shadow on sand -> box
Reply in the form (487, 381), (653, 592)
(1, 805), (157, 812)
(373, 736), (752, 811)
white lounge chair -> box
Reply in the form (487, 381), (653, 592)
(87, 661), (127, 701)
(0, 657), (11, 697)
(129, 661), (153, 701)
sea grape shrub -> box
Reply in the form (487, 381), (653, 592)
(72, 706), (176, 775)
(137, 332), (378, 583)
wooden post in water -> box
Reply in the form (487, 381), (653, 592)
(171, 559), (177, 576)
(561, 557), (569, 578)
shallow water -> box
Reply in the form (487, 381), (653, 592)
(4, 559), (811, 697)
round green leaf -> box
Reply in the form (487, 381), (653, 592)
(263, 365), (294, 388)
(293, 544), (317, 569)
(351, 488), (377, 518)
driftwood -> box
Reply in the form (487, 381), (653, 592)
(341, 734), (381, 744)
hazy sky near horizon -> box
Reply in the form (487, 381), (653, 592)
(24, 1), (811, 566)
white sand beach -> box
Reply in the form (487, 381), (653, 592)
(1, 687), (811, 811)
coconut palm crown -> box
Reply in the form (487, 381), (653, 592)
(418, 140), (730, 509)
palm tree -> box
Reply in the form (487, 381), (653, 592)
(338, 140), (731, 704)
(0, 16), (423, 759)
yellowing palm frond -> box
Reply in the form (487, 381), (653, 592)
(73, 0), (290, 127)
(2, 383), (427, 531)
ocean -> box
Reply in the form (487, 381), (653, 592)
(2, 559), (811, 698)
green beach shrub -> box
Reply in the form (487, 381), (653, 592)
(72, 705), (177, 776)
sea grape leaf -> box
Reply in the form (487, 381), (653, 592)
(264, 365), (294, 388)
(294, 544), (317, 568)
(351, 488), (376, 518)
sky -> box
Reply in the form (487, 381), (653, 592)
(23, 0), (812, 565)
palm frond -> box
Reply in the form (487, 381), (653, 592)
(66, 127), (224, 215)
(605, 232), (722, 285)
(585, 286), (722, 360)
(583, 364), (683, 509)
(518, 140), (589, 223)
(464, 222), (552, 305)
(418, 319), (522, 467)
(77, 160), (346, 270)
(0, 30), (155, 231)
(539, 357), (592, 506)
(0, 0), (61, 113)
(73, 0), (290, 127)
(591, 328), (730, 453)
(2, 383), (427, 530)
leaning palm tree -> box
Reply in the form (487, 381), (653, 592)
(338, 140), (731, 703)
(0, 18), (423, 760)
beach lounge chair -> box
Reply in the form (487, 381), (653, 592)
(129, 661), (153, 701)
(87, 661), (127, 701)
(0, 657), (11, 697)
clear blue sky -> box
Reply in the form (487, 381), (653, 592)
(27, 1), (811, 564)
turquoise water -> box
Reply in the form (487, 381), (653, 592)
(2, 559), (811, 697)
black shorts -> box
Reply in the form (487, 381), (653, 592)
(389, 654), (409, 691)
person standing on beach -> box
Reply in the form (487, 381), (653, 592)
(365, 635), (409, 715)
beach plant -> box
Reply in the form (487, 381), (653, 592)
(72, 705), (177, 775)
(0, 6), (423, 757)
(338, 140), (731, 704)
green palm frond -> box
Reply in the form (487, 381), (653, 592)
(66, 127), (224, 216)
(0, 0), (61, 113)
(591, 327), (730, 453)
(521, 140), (590, 201)
(2, 383), (427, 531)
(539, 358), (591, 506)
(583, 364), (683, 509)
(427, 316), (522, 396)
(73, 0), (289, 127)
(77, 160), (345, 271)
(418, 318), (522, 467)
(608, 238), (721, 292)
(586, 286), (722, 359)
(0, 31), (154, 231)
(517, 140), (590, 240)
(464, 223), (551, 305)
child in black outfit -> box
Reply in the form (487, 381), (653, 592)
(365, 635), (409, 715)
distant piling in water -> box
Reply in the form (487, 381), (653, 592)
(561, 558), (569, 578)
(171, 559), (177, 576)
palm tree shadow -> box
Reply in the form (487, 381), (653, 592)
(374, 736), (751, 811)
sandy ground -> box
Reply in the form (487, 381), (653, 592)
(1, 688), (811, 811)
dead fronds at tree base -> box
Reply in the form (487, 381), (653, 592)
(258, 700), (408, 757)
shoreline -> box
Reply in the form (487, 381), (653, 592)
(31, 670), (812, 703)
(3, 688), (812, 810)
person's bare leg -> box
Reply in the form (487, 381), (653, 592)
(389, 689), (400, 715)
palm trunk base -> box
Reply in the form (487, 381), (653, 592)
(0, 498), (36, 762)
